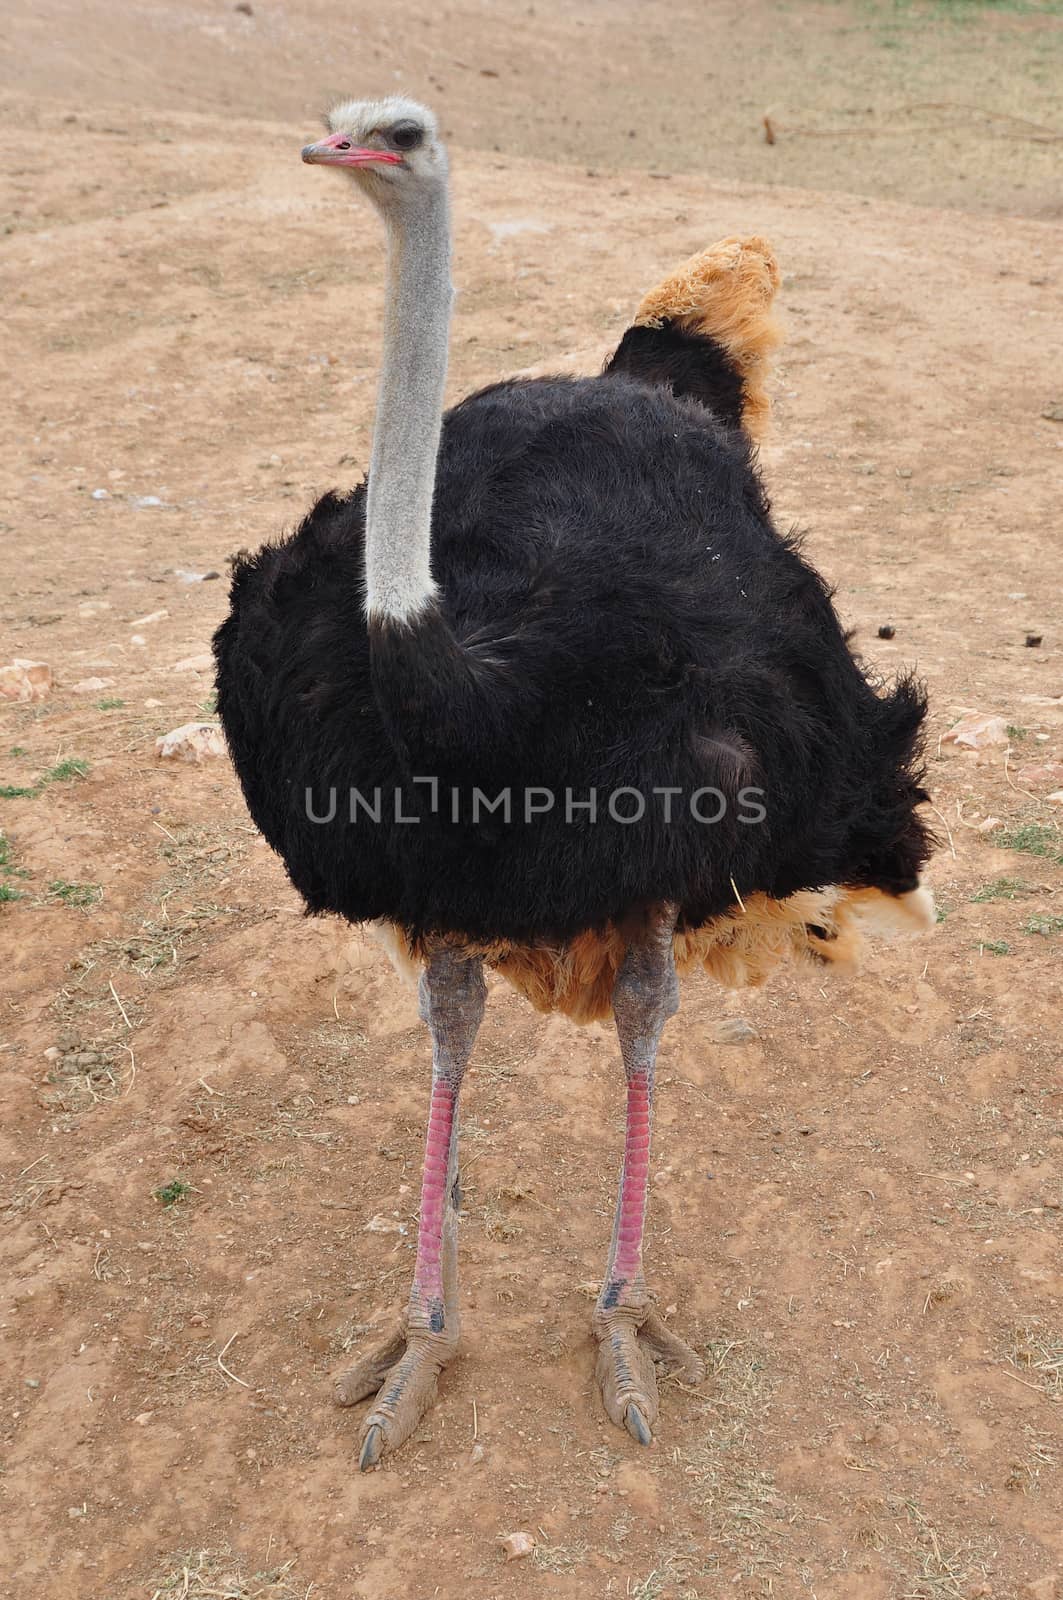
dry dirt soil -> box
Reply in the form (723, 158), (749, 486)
(2, 3), (1063, 1598)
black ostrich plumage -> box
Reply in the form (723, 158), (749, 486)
(214, 324), (931, 947)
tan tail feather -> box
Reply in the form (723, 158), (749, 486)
(633, 235), (782, 440)
(375, 884), (931, 1026)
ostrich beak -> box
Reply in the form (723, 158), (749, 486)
(301, 134), (403, 168)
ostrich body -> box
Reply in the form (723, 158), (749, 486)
(214, 97), (933, 1468)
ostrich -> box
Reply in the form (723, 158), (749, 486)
(214, 96), (933, 1469)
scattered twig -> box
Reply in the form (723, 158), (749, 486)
(928, 803), (956, 860)
(730, 875), (747, 913)
(217, 1331), (251, 1389)
(1003, 1367), (1055, 1401)
(108, 980), (132, 1029)
(1003, 747), (1040, 805)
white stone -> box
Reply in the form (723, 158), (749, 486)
(72, 677), (117, 695)
(0, 659), (52, 702)
(941, 712), (1009, 751)
(155, 722), (227, 764)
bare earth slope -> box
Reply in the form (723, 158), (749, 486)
(1, 4), (1063, 1598)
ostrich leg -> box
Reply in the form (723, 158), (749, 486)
(593, 912), (705, 1443)
(335, 945), (485, 1469)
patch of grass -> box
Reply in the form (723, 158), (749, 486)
(874, 0), (1063, 14)
(1006, 725), (1027, 741)
(154, 1178), (193, 1208)
(1025, 913), (1063, 938)
(97, 696), (125, 710)
(198, 689), (218, 716)
(978, 939), (1011, 956)
(0, 831), (30, 901)
(532, 1539), (588, 1575)
(40, 757), (89, 784)
(148, 1545), (305, 1600)
(1007, 1326), (1063, 1400)
(8, 746), (28, 757)
(971, 877), (1030, 902)
(1, 756), (90, 800)
(898, 1497), (988, 1599)
(999, 823), (1063, 863)
(46, 880), (102, 908)
(682, 1335), (784, 1573)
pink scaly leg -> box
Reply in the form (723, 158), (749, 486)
(334, 946), (485, 1469)
(593, 910), (705, 1444)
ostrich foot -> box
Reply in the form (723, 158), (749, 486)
(334, 1313), (458, 1469)
(593, 1302), (704, 1444)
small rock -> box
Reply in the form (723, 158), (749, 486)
(470, 1443), (485, 1464)
(129, 634), (147, 649)
(877, 624), (896, 640)
(1025, 634), (1043, 648)
(144, 698), (163, 708)
(713, 1016), (758, 1045)
(129, 495), (166, 509)
(363, 1213), (406, 1234)
(0, 658), (52, 703)
(130, 609), (169, 627)
(171, 653), (214, 673)
(975, 815), (1004, 832)
(43, 1046), (62, 1062)
(155, 722), (227, 764)
(133, 1410), (154, 1426)
(941, 712), (1009, 752)
(1047, 790), (1063, 806)
(91, 488), (109, 500)
(72, 676), (117, 695)
(500, 1532), (535, 1562)
(235, 0), (253, 12)
(175, 568), (222, 584)
(25, 1378), (40, 1389)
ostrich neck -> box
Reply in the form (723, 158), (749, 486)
(365, 186), (453, 624)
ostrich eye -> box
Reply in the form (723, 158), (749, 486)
(390, 122), (423, 152)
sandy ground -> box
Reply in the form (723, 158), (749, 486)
(2, 3), (1063, 1597)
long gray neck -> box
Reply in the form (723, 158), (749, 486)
(364, 182), (453, 624)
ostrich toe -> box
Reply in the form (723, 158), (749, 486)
(593, 1304), (704, 1444)
(334, 1316), (458, 1469)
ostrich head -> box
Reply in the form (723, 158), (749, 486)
(301, 96), (446, 209)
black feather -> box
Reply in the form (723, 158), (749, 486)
(215, 359), (931, 947)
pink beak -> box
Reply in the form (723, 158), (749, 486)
(301, 133), (403, 168)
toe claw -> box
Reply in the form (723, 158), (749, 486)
(359, 1423), (385, 1471)
(625, 1403), (653, 1446)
